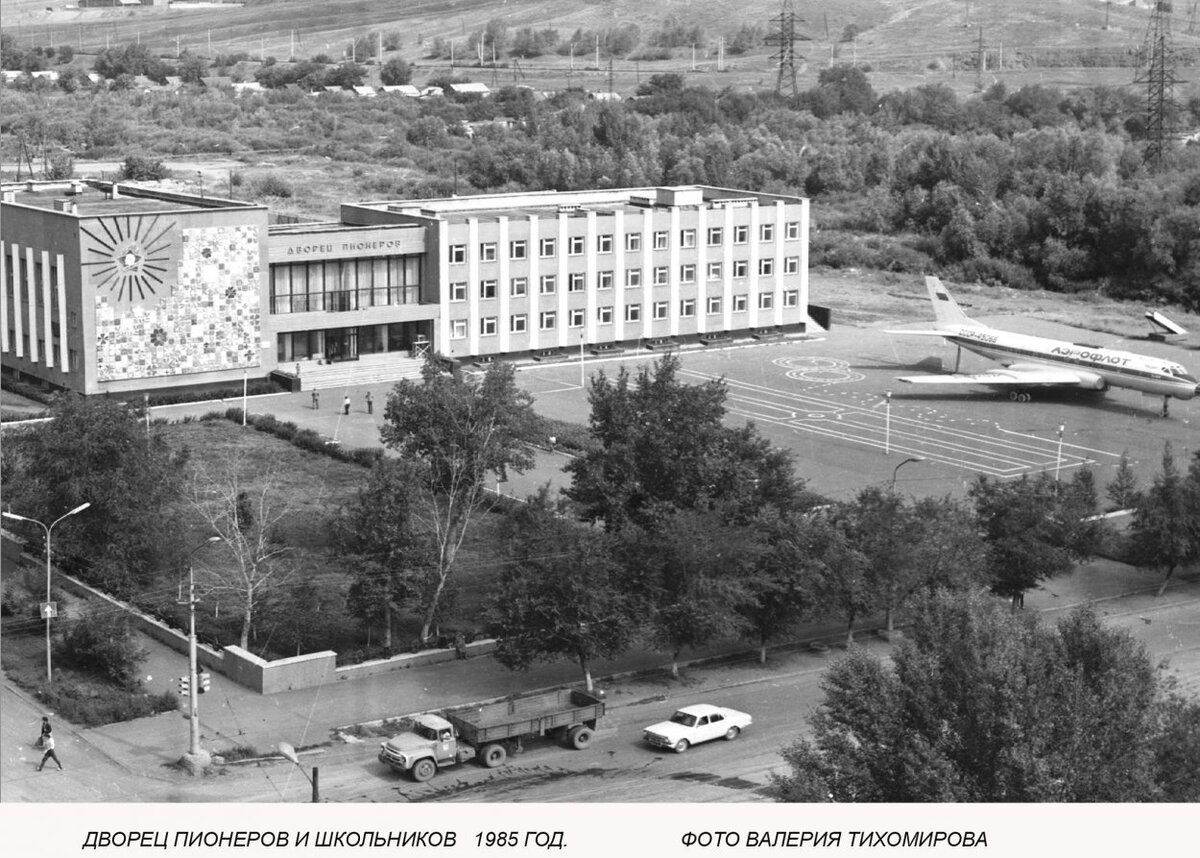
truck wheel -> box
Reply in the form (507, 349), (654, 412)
(567, 726), (593, 750)
(410, 758), (437, 782)
(481, 743), (507, 768)
(723, 726), (741, 741)
(673, 739), (690, 754)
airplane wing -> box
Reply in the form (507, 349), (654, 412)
(897, 365), (1091, 388)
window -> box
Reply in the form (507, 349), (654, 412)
(510, 240), (527, 260)
(625, 304), (641, 323)
(707, 296), (722, 315)
(597, 270), (613, 289)
(653, 301), (669, 320)
(784, 256), (800, 274)
(680, 228), (696, 248)
(480, 279), (497, 299)
(511, 277), (528, 297)
(759, 258), (774, 276)
(733, 260), (748, 278)
(568, 235), (585, 255)
(653, 230), (669, 250)
(540, 311), (557, 330)
(758, 292), (774, 310)
(625, 268), (642, 288)
(597, 305), (613, 324)
(450, 281), (467, 302)
(707, 227), (723, 246)
(480, 242), (497, 262)
(511, 313), (528, 333)
(707, 261), (722, 281)
(540, 237), (557, 257)
(680, 298), (696, 318)
(733, 294), (748, 312)
(451, 318), (468, 338)
(733, 224), (749, 244)
(540, 274), (557, 295)
(597, 234), (613, 253)
(760, 223), (774, 242)
(449, 245), (466, 264)
(652, 266), (669, 286)
(569, 308), (586, 328)
(783, 289), (799, 308)
(680, 264), (696, 284)
(625, 233), (642, 252)
(785, 221), (800, 240)
(480, 316), (497, 336)
(568, 272), (586, 292)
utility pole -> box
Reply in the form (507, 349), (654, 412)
(975, 26), (985, 91)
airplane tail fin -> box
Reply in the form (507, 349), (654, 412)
(925, 276), (976, 329)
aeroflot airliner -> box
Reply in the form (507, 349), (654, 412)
(887, 277), (1199, 413)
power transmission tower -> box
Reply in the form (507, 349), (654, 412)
(1187, 1), (1198, 34)
(766, 0), (802, 98)
(1134, 1), (1182, 168)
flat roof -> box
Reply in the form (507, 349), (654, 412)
(2, 181), (260, 217)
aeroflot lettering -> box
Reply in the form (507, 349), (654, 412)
(1050, 345), (1132, 366)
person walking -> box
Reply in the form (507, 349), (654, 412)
(342, 394), (351, 415)
(37, 732), (62, 771)
(311, 389), (320, 410)
(365, 391), (374, 415)
(38, 716), (52, 748)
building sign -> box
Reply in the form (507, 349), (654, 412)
(271, 226), (425, 261)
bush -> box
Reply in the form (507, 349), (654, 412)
(122, 154), (168, 181)
(54, 612), (147, 688)
(250, 174), (293, 198)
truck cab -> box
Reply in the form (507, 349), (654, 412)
(378, 713), (476, 781)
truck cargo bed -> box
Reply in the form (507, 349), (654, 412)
(445, 689), (604, 746)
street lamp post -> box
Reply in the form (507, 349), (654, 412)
(891, 456), (924, 488)
(884, 391), (892, 455)
(1055, 424), (1065, 483)
(183, 536), (221, 760)
(1, 502), (91, 682)
(278, 742), (319, 802)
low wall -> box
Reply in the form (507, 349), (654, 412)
(334, 639), (497, 683)
(224, 645), (337, 695)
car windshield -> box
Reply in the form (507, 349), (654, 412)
(669, 712), (697, 728)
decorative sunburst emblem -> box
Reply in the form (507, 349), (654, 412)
(81, 215), (179, 303)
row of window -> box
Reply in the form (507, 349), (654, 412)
(450, 257), (801, 301)
(450, 291), (801, 338)
(270, 257), (423, 314)
(451, 222), (802, 263)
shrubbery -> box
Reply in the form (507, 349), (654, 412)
(54, 612), (147, 688)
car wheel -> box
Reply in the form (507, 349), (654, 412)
(673, 739), (690, 753)
(723, 726), (741, 741)
(410, 758), (437, 782)
(482, 743), (507, 768)
(568, 725), (593, 750)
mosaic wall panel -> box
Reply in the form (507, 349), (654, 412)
(93, 223), (262, 381)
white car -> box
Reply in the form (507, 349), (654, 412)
(642, 704), (752, 753)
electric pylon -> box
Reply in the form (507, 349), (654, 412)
(1134, 1), (1182, 168)
(766, 0), (801, 98)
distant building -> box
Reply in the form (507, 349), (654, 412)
(2, 182), (811, 396)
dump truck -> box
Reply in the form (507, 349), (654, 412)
(378, 688), (605, 782)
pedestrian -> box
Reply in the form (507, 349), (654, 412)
(342, 394), (351, 415)
(365, 391), (373, 415)
(37, 732), (62, 771)
(311, 389), (319, 410)
(38, 716), (52, 748)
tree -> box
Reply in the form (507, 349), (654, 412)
(490, 492), (637, 691)
(770, 591), (1190, 801)
(380, 360), (538, 641)
(1106, 450), (1141, 511)
(334, 458), (432, 651)
(1129, 443), (1200, 597)
(188, 458), (296, 652)
(55, 611), (147, 688)
(1, 394), (184, 596)
(380, 56), (412, 86)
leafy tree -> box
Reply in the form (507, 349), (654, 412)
(490, 492), (637, 690)
(1, 394), (184, 596)
(379, 56), (412, 86)
(1129, 443), (1200, 597)
(380, 360), (537, 641)
(122, 153), (168, 181)
(808, 508), (873, 643)
(334, 458), (431, 651)
(177, 52), (208, 85)
(771, 591), (1189, 801)
(1106, 450), (1141, 511)
(801, 65), (877, 119)
(55, 611), (147, 688)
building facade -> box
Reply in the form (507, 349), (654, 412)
(2, 182), (811, 396)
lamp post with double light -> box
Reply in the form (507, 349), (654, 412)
(2, 502), (91, 682)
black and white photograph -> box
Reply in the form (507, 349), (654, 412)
(1, 1), (1197, 854)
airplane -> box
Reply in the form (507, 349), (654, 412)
(886, 276), (1199, 414)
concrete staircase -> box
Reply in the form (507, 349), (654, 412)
(294, 353), (425, 391)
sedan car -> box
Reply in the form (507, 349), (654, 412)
(642, 704), (752, 753)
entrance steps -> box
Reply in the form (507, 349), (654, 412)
(294, 354), (425, 391)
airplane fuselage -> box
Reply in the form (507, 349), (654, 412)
(946, 325), (1199, 400)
